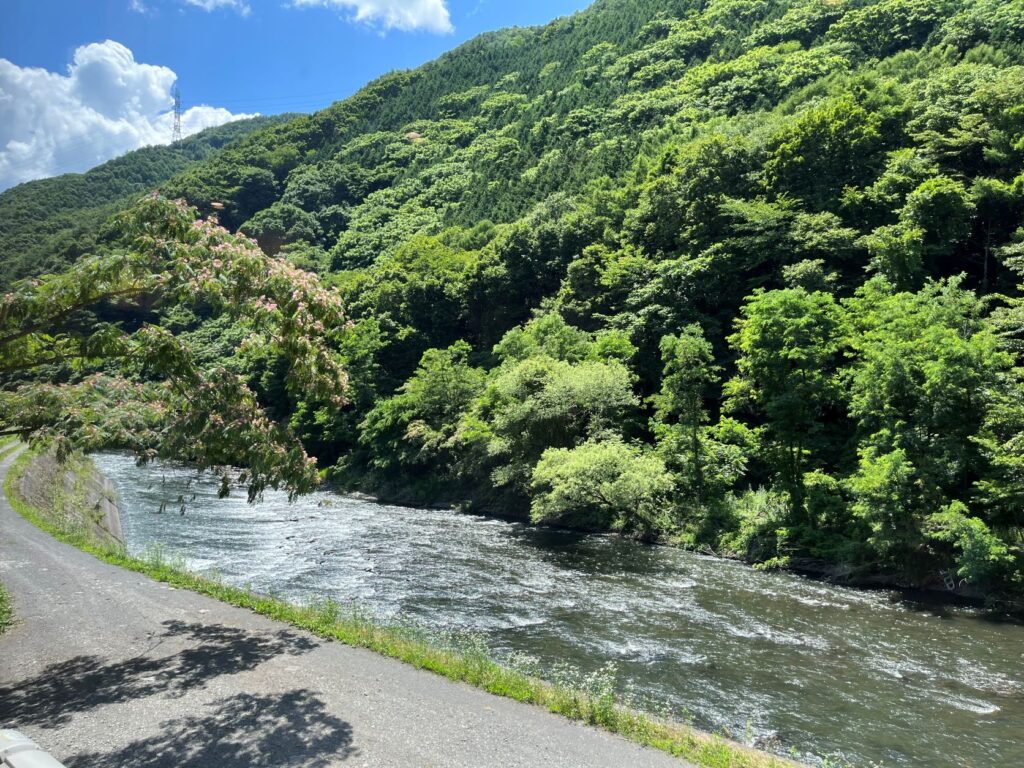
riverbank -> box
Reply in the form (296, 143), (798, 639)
(14, 449), (123, 547)
(0, 582), (11, 636)
(0, 437), (21, 636)
(4, 448), (797, 768)
(343, 478), (1019, 616)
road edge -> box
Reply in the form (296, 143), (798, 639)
(4, 447), (803, 768)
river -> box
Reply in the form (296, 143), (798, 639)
(93, 453), (1023, 767)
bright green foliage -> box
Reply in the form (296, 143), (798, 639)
(0, 584), (11, 635)
(764, 98), (884, 210)
(626, 134), (753, 258)
(848, 446), (921, 562)
(718, 487), (793, 566)
(863, 222), (927, 289)
(974, 375), (1024, 527)
(493, 312), (595, 364)
(465, 355), (638, 495)
(493, 312), (635, 365)
(726, 289), (843, 504)
(972, 242), (1024, 590)
(899, 176), (977, 279)
(926, 501), (1012, 584)
(903, 176), (975, 249)
(6, 0), (1024, 599)
(844, 278), (1011, 575)
(359, 341), (484, 487)
(653, 325), (718, 502)
(531, 439), (674, 536)
(828, 0), (952, 59)
(0, 196), (348, 500)
(0, 116), (290, 288)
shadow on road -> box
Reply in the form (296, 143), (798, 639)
(64, 689), (357, 767)
(0, 619), (319, 729)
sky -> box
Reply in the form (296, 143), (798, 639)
(0, 0), (593, 190)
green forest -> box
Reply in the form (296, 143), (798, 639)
(0, 114), (293, 287)
(5, 0), (1024, 604)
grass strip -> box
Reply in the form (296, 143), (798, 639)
(4, 448), (799, 768)
(0, 436), (20, 463)
(0, 437), (19, 634)
(0, 582), (12, 635)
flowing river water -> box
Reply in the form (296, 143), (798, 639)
(93, 453), (1024, 767)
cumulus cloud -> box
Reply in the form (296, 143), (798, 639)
(0, 40), (254, 191)
(292, 0), (453, 34)
(183, 0), (252, 16)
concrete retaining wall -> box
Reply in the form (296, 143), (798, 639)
(16, 453), (124, 548)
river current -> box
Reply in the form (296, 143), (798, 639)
(93, 453), (1024, 767)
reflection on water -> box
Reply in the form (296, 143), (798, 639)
(94, 453), (1024, 767)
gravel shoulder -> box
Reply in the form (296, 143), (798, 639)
(0, 449), (687, 767)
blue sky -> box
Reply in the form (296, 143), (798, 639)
(0, 0), (593, 189)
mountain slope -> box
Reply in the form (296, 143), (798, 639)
(0, 115), (294, 286)
(7, 0), (1024, 600)
(160, 0), (697, 252)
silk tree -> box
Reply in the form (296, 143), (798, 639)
(0, 195), (348, 501)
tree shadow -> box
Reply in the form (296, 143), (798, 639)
(0, 619), (319, 729)
(64, 689), (357, 767)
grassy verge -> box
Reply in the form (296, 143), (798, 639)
(4, 448), (800, 768)
(0, 435), (20, 463)
(0, 582), (12, 635)
(0, 436), (20, 634)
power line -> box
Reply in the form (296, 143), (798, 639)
(3, 86), (345, 177)
(188, 88), (344, 106)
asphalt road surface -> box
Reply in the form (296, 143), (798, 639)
(0, 449), (688, 767)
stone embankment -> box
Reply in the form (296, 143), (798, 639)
(15, 452), (123, 546)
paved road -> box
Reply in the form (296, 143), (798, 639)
(0, 450), (687, 768)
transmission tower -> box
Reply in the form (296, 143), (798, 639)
(172, 87), (183, 143)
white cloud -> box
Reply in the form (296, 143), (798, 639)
(292, 0), (453, 34)
(128, 0), (150, 13)
(0, 40), (255, 191)
(183, 0), (251, 15)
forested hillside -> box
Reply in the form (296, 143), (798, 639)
(10, 0), (1024, 602)
(0, 115), (293, 286)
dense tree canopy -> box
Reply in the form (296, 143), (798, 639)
(0, 116), (291, 289)
(0, 196), (347, 500)
(4, 0), (1024, 603)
